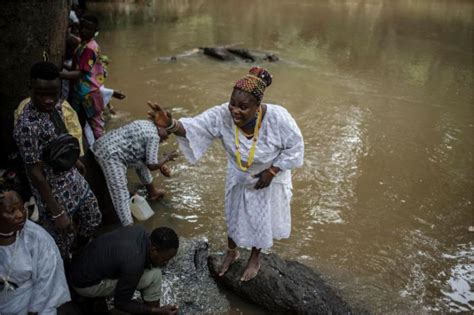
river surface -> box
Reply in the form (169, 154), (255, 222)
(89, 0), (473, 313)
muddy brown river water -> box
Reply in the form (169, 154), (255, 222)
(89, 0), (473, 313)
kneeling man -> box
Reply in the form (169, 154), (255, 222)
(69, 225), (179, 315)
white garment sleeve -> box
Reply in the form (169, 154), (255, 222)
(100, 86), (114, 107)
(272, 112), (304, 171)
(69, 10), (79, 24)
(145, 133), (160, 165)
(135, 163), (154, 185)
(176, 105), (225, 164)
(29, 228), (71, 314)
(84, 121), (95, 146)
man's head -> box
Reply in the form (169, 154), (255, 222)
(157, 127), (169, 143)
(0, 191), (26, 236)
(149, 227), (179, 267)
(80, 13), (99, 41)
(29, 61), (61, 113)
(148, 110), (170, 142)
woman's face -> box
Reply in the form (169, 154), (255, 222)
(0, 192), (26, 235)
(228, 89), (260, 128)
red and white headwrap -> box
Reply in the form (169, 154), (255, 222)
(234, 67), (273, 102)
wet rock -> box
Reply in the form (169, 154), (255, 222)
(158, 55), (178, 62)
(159, 46), (278, 63)
(161, 236), (230, 314)
(227, 48), (256, 62)
(208, 250), (362, 315)
(263, 53), (279, 62)
(201, 47), (236, 61)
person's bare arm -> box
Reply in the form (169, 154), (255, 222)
(168, 120), (186, 138)
(60, 69), (82, 80)
(145, 299), (179, 315)
(144, 300), (179, 315)
(27, 163), (71, 229)
(147, 151), (178, 171)
(75, 159), (86, 176)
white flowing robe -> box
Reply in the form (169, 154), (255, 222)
(0, 220), (70, 315)
(177, 103), (304, 249)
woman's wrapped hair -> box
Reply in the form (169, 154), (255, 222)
(234, 66), (273, 102)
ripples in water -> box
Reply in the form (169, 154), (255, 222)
(396, 228), (474, 313)
(298, 103), (369, 225)
(436, 243), (474, 312)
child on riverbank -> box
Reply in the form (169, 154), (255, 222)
(61, 14), (126, 145)
(61, 13), (106, 139)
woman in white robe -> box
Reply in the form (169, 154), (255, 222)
(148, 67), (304, 281)
(0, 191), (70, 315)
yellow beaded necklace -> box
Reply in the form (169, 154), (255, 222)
(234, 107), (263, 171)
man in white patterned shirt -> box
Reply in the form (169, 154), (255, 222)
(91, 119), (177, 226)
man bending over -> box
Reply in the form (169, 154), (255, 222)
(69, 225), (179, 315)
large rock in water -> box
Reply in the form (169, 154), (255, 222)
(161, 237), (230, 314)
(208, 250), (361, 315)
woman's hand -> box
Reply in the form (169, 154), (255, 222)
(54, 212), (72, 232)
(147, 101), (172, 128)
(254, 169), (275, 189)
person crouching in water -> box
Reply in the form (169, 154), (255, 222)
(91, 118), (178, 226)
(0, 191), (71, 314)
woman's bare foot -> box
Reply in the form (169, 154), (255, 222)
(241, 249), (261, 281)
(218, 249), (240, 277)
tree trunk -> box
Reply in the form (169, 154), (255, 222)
(0, 0), (69, 167)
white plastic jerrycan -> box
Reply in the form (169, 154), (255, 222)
(130, 195), (155, 221)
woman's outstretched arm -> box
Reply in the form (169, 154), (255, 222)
(147, 101), (186, 137)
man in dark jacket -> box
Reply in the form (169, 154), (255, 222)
(69, 225), (179, 315)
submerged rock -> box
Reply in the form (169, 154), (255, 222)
(227, 48), (256, 62)
(201, 47), (236, 61)
(159, 46), (278, 63)
(161, 236), (230, 314)
(209, 250), (363, 315)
